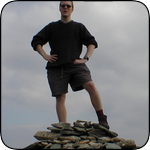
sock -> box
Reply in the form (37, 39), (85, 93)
(96, 109), (104, 117)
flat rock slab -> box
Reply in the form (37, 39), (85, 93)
(51, 122), (73, 130)
(34, 131), (61, 140)
(73, 127), (86, 133)
(47, 127), (63, 132)
(77, 143), (90, 149)
(58, 136), (81, 142)
(87, 143), (103, 149)
(50, 144), (61, 149)
(105, 143), (122, 149)
(117, 139), (137, 149)
(92, 123), (118, 137)
(88, 129), (106, 138)
(60, 129), (85, 136)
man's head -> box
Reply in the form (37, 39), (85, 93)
(59, 1), (74, 17)
(59, 1), (74, 9)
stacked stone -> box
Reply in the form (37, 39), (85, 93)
(24, 120), (137, 149)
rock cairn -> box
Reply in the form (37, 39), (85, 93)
(24, 120), (137, 149)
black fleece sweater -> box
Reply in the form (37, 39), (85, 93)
(31, 20), (98, 69)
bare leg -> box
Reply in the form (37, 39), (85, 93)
(83, 81), (103, 111)
(83, 81), (109, 129)
(56, 94), (67, 123)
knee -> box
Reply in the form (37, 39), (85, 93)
(56, 94), (66, 103)
(84, 81), (97, 91)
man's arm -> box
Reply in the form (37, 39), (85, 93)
(36, 44), (58, 63)
(74, 44), (95, 64)
(84, 44), (95, 59)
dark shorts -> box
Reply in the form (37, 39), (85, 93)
(47, 63), (92, 97)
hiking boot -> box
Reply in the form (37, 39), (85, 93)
(98, 115), (110, 129)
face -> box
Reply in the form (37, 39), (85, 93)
(59, 1), (74, 17)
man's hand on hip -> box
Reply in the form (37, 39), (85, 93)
(74, 59), (87, 64)
(43, 54), (58, 63)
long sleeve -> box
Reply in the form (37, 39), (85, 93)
(31, 24), (51, 51)
(80, 24), (98, 48)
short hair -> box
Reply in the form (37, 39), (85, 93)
(59, 1), (74, 8)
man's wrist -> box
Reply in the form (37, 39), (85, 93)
(83, 56), (89, 61)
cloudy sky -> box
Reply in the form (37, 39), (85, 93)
(1, 1), (149, 149)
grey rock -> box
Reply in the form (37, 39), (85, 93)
(38, 140), (53, 143)
(51, 122), (73, 130)
(88, 129), (106, 138)
(34, 131), (61, 140)
(61, 140), (72, 144)
(98, 137), (111, 143)
(77, 144), (90, 149)
(60, 130), (84, 136)
(62, 143), (74, 149)
(45, 143), (52, 148)
(84, 121), (92, 128)
(117, 139), (136, 149)
(85, 128), (94, 132)
(59, 136), (81, 142)
(92, 123), (118, 137)
(47, 127), (63, 132)
(52, 140), (62, 144)
(50, 144), (62, 149)
(76, 120), (88, 123)
(73, 122), (85, 128)
(73, 141), (80, 148)
(108, 131), (118, 137)
(89, 141), (99, 146)
(86, 136), (96, 140)
(105, 143), (122, 149)
(80, 135), (87, 139)
(73, 127), (86, 133)
(110, 137), (125, 143)
(79, 140), (90, 144)
(87, 143), (103, 149)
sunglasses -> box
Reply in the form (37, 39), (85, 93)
(60, 4), (72, 8)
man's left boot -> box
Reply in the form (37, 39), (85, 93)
(98, 115), (110, 129)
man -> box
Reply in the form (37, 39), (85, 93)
(31, 1), (109, 129)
